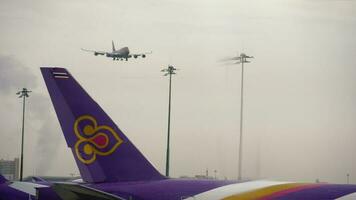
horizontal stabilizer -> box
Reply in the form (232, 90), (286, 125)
(47, 183), (123, 200)
(0, 174), (7, 184)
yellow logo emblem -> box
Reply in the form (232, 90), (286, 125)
(73, 115), (123, 164)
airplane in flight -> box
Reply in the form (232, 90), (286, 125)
(1, 67), (356, 200)
(81, 41), (151, 61)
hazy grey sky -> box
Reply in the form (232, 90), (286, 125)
(0, 0), (356, 184)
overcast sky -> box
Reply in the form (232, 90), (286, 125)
(0, 0), (356, 184)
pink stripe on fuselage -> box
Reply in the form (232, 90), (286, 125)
(261, 184), (325, 200)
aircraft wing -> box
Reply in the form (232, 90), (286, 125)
(130, 51), (152, 58)
(81, 48), (106, 56)
(40, 183), (124, 200)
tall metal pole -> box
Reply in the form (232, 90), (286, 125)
(20, 94), (26, 181)
(347, 173), (350, 184)
(238, 60), (244, 181)
(16, 88), (31, 181)
(235, 53), (253, 181)
(166, 72), (172, 177)
(161, 65), (177, 177)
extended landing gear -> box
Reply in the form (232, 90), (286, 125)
(112, 57), (128, 61)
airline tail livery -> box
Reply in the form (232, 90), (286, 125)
(41, 67), (164, 183)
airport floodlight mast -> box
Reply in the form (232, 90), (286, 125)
(16, 88), (31, 181)
(161, 65), (177, 177)
(232, 53), (253, 181)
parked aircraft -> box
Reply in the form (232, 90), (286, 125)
(81, 41), (151, 61)
(1, 67), (356, 199)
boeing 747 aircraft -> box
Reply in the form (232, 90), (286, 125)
(81, 41), (151, 61)
(1, 67), (356, 200)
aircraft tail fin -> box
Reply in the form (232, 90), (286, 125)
(112, 40), (116, 52)
(0, 174), (7, 184)
(40, 67), (165, 183)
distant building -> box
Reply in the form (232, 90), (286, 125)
(0, 158), (19, 180)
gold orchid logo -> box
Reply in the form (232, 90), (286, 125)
(73, 115), (123, 164)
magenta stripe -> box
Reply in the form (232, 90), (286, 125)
(261, 184), (325, 200)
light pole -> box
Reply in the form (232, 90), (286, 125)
(16, 88), (31, 181)
(347, 173), (350, 184)
(233, 53), (253, 181)
(161, 65), (177, 177)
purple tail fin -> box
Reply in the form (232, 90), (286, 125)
(41, 67), (164, 183)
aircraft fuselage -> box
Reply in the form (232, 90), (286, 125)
(106, 47), (130, 60)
